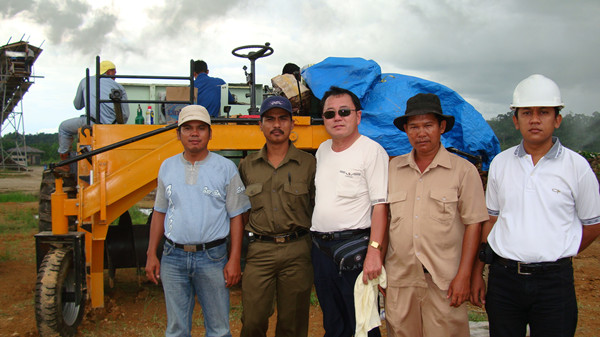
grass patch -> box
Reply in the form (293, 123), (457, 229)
(0, 192), (37, 203)
(109, 206), (151, 226)
(0, 208), (38, 233)
(468, 309), (488, 322)
(230, 303), (243, 321)
(310, 289), (320, 306)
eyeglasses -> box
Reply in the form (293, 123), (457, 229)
(322, 109), (355, 119)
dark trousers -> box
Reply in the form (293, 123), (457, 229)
(241, 236), (313, 337)
(485, 260), (577, 337)
(311, 239), (381, 337)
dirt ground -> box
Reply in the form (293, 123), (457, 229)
(0, 167), (599, 336)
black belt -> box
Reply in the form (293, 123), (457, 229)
(311, 228), (370, 241)
(166, 237), (226, 252)
(248, 228), (309, 243)
(493, 254), (572, 275)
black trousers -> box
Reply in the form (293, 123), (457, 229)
(485, 260), (577, 337)
(311, 238), (381, 337)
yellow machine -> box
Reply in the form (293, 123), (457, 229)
(34, 45), (328, 336)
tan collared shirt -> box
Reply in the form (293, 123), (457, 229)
(238, 143), (316, 235)
(385, 146), (488, 290)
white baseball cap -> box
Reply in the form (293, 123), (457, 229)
(178, 105), (211, 126)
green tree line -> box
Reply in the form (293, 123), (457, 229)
(487, 111), (600, 151)
(2, 132), (60, 163)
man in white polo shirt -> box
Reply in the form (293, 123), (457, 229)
(470, 74), (600, 337)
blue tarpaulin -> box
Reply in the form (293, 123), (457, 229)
(302, 57), (500, 170)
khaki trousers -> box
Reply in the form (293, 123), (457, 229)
(385, 273), (469, 337)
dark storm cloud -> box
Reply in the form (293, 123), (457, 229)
(1, 0), (117, 55)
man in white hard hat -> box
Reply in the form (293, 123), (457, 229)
(56, 60), (130, 171)
(145, 105), (250, 337)
(470, 74), (600, 336)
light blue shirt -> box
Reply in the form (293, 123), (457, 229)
(73, 75), (130, 124)
(154, 152), (250, 244)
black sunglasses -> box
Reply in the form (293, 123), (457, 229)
(322, 108), (355, 119)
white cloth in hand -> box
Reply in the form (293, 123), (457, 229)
(354, 266), (387, 337)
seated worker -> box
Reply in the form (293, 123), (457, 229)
(193, 60), (235, 117)
(57, 60), (129, 171)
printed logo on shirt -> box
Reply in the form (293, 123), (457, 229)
(203, 186), (222, 198)
(166, 184), (174, 235)
(236, 186), (246, 194)
(339, 170), (361, 178)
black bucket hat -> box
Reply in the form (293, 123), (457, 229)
(393, 93), (455, 133)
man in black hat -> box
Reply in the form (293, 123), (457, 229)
(384, 93), (488, 337)
(238, 96), (316, 337)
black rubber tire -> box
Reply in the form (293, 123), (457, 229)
(35, 247), (85, 336)
(38, 171), (77, 232)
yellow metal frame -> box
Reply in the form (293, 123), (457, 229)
(52, 118), (328, 308)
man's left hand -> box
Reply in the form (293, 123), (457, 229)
(223, 260), (241, 288)
(362, 247), (382, 284)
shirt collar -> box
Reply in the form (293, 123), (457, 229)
(514, 136), (562, 159)
(179, 152), (210, 165)
(396, 144), (452, 171)
(251, 142), (302, 166)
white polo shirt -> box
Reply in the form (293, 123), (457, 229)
(486, 138), (600, 263)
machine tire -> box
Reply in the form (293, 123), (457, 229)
(38, 171), (77, 232)
(35, 247), (85, 337)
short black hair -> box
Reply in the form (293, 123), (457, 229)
(513, 107), (561, 118)
(194, 60), (208, 74)
(320, 86), (362, 112)
(282, 63), (300, 75)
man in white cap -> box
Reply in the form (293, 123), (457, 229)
(56, 60), (130, 171)
(145, 105), (250, 337)
(471, 74), (600, 336)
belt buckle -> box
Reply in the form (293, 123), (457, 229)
(517, 262), (532, 275)
(274, 236), (286, 244)
(183, 244), (197, 252)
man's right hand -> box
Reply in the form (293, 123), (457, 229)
(145, 254), (161, 285)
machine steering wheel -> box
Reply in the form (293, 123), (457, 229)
(231, 42), (274, 60)
(231, 42), (274, 114)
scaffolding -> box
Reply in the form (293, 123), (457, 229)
(0, 39), (43, 170)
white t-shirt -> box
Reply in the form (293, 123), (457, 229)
(311, 135), (389, 232)
(486, 138), (600, 262)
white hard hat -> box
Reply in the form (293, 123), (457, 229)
(510, 74), (564, 110)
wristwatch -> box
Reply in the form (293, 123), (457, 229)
(369, 240), (382, 250)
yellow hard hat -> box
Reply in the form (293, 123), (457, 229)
(100, 60), (116, 75)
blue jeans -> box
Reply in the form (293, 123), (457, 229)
(311, 238), (381, 337)
(485, 260), (577, 337)
(160, 240), (232, 337)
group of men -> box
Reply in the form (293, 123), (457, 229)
(61, 60), (600, 337)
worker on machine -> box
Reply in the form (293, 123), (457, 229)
(193, 60), (235, 117)
(57, 60), (130, 172)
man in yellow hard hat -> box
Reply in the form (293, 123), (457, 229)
(471, 74), (600, 337)
(56, 60), (130, 171)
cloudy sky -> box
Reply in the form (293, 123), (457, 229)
(1, 0), (598, 134)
